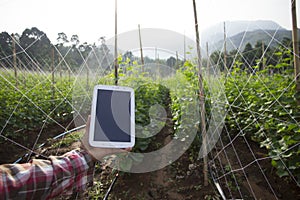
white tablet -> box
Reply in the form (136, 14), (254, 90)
(89, 85), (135, 148)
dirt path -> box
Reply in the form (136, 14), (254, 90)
(108, 106), (218, 200)
(211, 134), (300, 200)
(110, 148), (216, 200)
(3, 112), (299, 199)
(0, 120), (75, 164)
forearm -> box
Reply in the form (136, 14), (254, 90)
(48, 149), (95, 198)
(0, 149), (95, 199)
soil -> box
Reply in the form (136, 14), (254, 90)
(0, 118), (299, 199)
(107, 149), (217, 200)
(105, 109), (218, 200)
(0, 120), (75, 164)
(103, 136), (300, 200)
(210, 131), (300, 200)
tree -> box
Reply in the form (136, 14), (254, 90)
(69, 35), (80, 66)
(57, 32), (69, 46)
(98, 38), (113, 70)
(19, 27), (52, 70)
(86, 37), (113, 73)
(0, 32), (13, 67)
(210, 50), (226, 72)
(123, 51), (133, 64)
(166, 56), (176, 68)
(79, 42), (92, 59)
(242, 43), (255, 72)
(226, 49), (238, 71)
(253, 41), (266, 70)
(70, 35), (79, 49)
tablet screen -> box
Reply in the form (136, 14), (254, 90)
(94, 89), (131, 142)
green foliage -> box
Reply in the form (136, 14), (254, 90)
(210, 37), (293, 73)
(0, 71), (76, 142)
(49, 131), (83, 149)
(164, 60), (202, 159)
(1, 44), (300, 186)
(134, 83), (170, 151)
(225, 68), (300, 183)
(110, 60), (202, 171)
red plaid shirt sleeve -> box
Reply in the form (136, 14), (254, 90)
(0, 149), (95, 199)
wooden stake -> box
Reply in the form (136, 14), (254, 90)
(114, 0), (119, 86)
(192, 0), (209, 186)
(138, 24), (144, 70)
(87, 64), (89, 89)
(157, 51), (160, 78)
(176, 51), (179, 68)
(184, 33), (186, 61)
(51, 46), (55, 103)
(262, 41), (265, 70)
(12, 33), (18, 87)
(291, 0), (300, 104)
(68, 70), (70, 82)
(59, 56), (62, 78)
(206, 42), (210, 78)
(223, 22), (228, 73)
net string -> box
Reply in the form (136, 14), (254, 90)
(205, 21), (299, 199)
(204, 72), (245, 198)
(205, 60), (259, 198)
(0, 13), (299, 199)
(225, 26), (300, 185)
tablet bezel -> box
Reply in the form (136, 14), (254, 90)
(89, 85), (135, 148)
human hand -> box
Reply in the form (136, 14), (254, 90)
(81, 116), (131, 161)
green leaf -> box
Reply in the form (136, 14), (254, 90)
(129, 153), (144, 163)
(271, 160), (277, 167)
(119, 158), (133, 171)
(276, 168), (289, 178)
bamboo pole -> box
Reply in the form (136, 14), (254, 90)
(262, 41), (266, 70)
(223, 22), (228, 73)
(114, 0), (119, 86)
(138, 24), (144, 70)
(206, 42), (210, 78)
(68, 69), (70, 82)
(59, 57), (62, 78)
(176, 51), (179, 68)
(291, 0), (300, 104)
(184, 33), (186, 61)
(19, 58), (26, 87)
(12, 33), (18, 87)
(87, 63), (89, 89)
(157, 52), (160, 78)
(192, 0), (209, 186)
(51, 46), (55, 103)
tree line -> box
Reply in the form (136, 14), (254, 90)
(208, 37), (296, 74)
(0, 27), (113, 72)
(0, 27), (185, 73)
(0, 26), (296, 74)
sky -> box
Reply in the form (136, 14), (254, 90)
(0, 0), (299, 45)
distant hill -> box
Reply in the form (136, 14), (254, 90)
(210, 29), (296, 53)
(202, 20), (285, 43)
(200, 20), (295, 53)
(106, 28), (197, 59)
